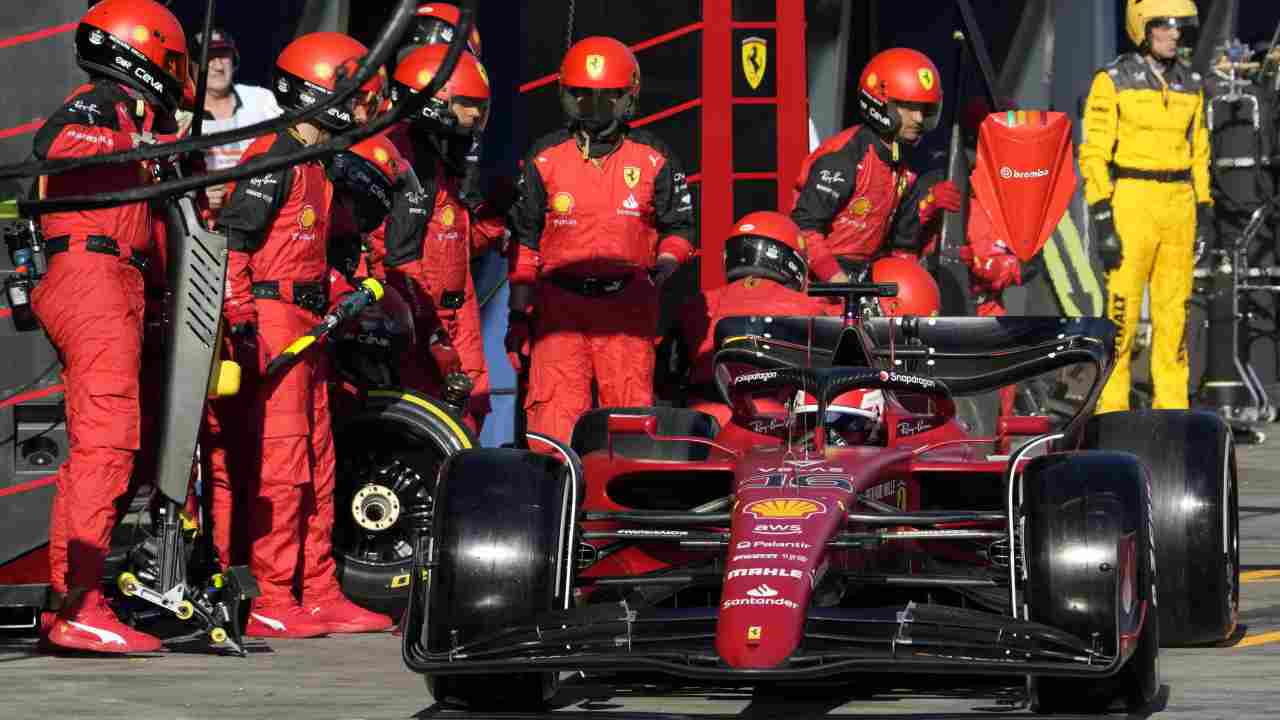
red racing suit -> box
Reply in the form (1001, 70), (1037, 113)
(31, 80), (166, 597)
(676, 277), (840, 427)
(790, 124), (946, 281)
(509, 128), (696, 444)
(214, 130), (340, 609)
(381, 123), (489, 427)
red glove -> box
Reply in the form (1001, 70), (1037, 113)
(977, 254), (1021, 291)
(918, 180), (962, 227)
(505, 311), (533, 373)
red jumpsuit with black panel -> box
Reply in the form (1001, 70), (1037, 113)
(215, 131), (340, 608)
(381, 123), (489, 424)
(31, 80), (161, 596)
(790, 125), (945, 280)
(509, 128), (696, 443)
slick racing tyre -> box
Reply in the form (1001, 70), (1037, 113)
(1085, 409), (1239, 646)
(332, 390), (476, 617)
(1021, 451), (1160, 715)
(424, 449), (576, 710)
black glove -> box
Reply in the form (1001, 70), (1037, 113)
(1090, 200), (1122, 272)
(1195, 202), (1216, 258)
(1021, 254), (1046, 285)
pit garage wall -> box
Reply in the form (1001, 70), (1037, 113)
(0, 2), (82, 568)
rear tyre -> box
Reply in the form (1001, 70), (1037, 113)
(332, 390), (476, 617)
(423, 449), (575, 711)
(1021, 451), (1159, 715)
(1085, 409), (1239, 646)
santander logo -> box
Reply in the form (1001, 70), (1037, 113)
(999, 166), (1050, 180)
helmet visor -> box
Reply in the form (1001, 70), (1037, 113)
(897, 100), (943, 133)
(1147, 16), (1200, 50)
(411, 17), (480, 56)
(724, 235), (807, 289)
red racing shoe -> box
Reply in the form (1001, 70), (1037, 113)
(305, 592), (393, 633)
(245, 602), (330, 639)
(43, 591), (162, 654)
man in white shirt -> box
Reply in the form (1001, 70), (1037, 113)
(189, 28), (283, 215)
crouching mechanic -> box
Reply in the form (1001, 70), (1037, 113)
(672, 212), (841, 427)
(506, 36), (696, 444)
(216, 32), (393, 638)
(33, 0), (190, 654)
(380, 43), (492, 431)
(791, 48), (960, 283)
(1082, 0), (1213, 412)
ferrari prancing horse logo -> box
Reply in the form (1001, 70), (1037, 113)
(741, 36), (767, 90)
(918, 68), (935, 91)
(585, 54), (606, 80)
(623, 165), (641, 189)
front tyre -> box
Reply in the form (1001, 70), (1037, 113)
(1021, 451), (1160, 714)
(423, 449), (576, 711)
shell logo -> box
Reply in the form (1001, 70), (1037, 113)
(373, 147), (390, 166)
(417, 69), (435, 87)
(552, 192), (574, 215)
(745, 498), (826, 520)
(918, 68), (935, 91)
(300, 205), (317, 229)
(440, 205), (456, 227)
(133, 26), (151, 45)
(314, 62), (334, 81)
(476, 63), (489, 87)
(586, 54), (606, 80)
(865, 72), (878, 89)
(851, 197), (873, 216)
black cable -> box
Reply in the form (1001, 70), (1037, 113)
(0, 0), (437, 187)
(15, 0), (477, 215)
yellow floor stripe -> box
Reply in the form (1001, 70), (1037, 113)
(1235, 630), (1280, 648)
(1241, 570), (1280, 583)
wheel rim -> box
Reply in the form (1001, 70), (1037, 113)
(335, 418), (449, 569)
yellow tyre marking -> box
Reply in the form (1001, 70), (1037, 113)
(1235, 630), (1280, 648)
(1241, 570), (1280, 583)
(367, 390), (473, 449)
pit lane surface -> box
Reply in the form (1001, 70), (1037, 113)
(3, 440), (1280, 719)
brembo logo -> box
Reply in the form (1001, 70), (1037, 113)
(999, 166), (1049, 180)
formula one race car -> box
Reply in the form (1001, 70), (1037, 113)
(399, 111), (1239, 714)
(400, 292), (1239, 714)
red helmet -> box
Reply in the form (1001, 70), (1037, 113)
(558, 36), (641, 136)
(391, 44), (490, 135)
(330, 134), (410, 231)
(76, 0), (191, 112)
(407, 3), (482, 57)
(274, 32), (380, 132)
(724, 211), (808, 291)
(870, 256), (941, 317)
(857, 48), (943, 137)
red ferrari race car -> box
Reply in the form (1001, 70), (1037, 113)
(398, 110), (1239, 714)
(400, 294), (1239, 714)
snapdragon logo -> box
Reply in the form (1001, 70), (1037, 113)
(999, 166), (1050, 180)
(735, 371), (778, 385)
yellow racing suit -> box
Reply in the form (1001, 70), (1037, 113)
(1079, 53), (1211, 412)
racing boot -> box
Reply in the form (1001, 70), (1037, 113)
(43, 590), (163, 654)
(304, 590), (393, 634)
(245, 601), (330, 639)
